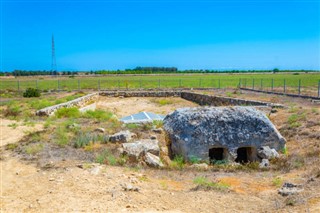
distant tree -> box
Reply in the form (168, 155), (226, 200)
(273, 68), (279, 73)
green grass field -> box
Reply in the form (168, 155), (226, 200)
(1, 73), (319, 96)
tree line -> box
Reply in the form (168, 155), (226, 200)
(0, 68), (318, 76)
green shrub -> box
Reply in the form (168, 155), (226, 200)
(23, 88), (41, 98)
(83, 110), (113, 121)
(55, 107), (80, 118)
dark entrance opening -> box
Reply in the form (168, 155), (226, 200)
(235, 147), (253, 163)
(209, 148), (224, 162)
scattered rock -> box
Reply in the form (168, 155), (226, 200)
(257, 146), (280, 160)
(278, 183), (303, 196)
(121, 183), (139, 192)
(94, 128), (105, 133)
(190, 163), (209, 170)
(271, 108), (278, 113)
(150, 135), (157, 140)
(67, 123), (80, 130)
(145, 152), (163, 168)
(152, 128), (163, 134)
(163, 107), (286, 161)
(109, 130), (135, 143)
(122, 139), (160, 161)
(259, 159), (270, 169)
(49, 177), (55, 181)
(90, 166), (100, 175)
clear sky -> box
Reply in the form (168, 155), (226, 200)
(1, 0), (320, 71)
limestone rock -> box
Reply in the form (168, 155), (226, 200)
(145, 152), (163, 168)
(122, 139), (160, 161)
(278, 183), (303, 196)
(259, 159), (270, 169)
(163, 107), (286, 162)
(94, 128), (105, 133)
(109, 130), (135, 143)
(257, 146), (280, 159)
(190, 163), (209, 170)
(152, 128), (163, 134)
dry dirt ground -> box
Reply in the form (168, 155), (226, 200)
(96, 97), (198, 118)
(1, 91), (320, 212)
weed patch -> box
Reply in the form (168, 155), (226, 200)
(55, 107), (80, 118)
(193, 176), (230, 191)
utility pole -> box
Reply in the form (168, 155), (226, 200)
(51, 34), (57, 75)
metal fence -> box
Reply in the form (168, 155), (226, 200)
(1, 78), (320, 98)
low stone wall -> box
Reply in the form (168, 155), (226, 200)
(181, 92), (283, 108)
(99, 91), (181, 97)
(36, 90), (283, 116)
(240, 88), (320, 100)
(36, 93), (99, 116)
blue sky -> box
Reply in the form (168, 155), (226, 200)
(1, 0), (320, 71)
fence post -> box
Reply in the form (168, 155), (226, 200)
(298, 79), (301, 96)
(17, 80), (20, 92)
(252, 79), (255, 90)
(318, 80), (320, 98)
(283, 79), (286, 93)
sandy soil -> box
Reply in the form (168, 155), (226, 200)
(1, 93), (320, 212)
(96, 97), (198, 118)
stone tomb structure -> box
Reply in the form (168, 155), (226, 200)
(163, 107), (286, 163)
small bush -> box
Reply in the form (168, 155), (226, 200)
(157, 99), (173, 106)
(25, 143), (44, 155)
(3, 103), (21, 117)
(23, 88), (40, 98)
(126, 123), (140, 130)
(95, 149), (126, 166)
(8, 123), (18, 129)
(190, 156), (201, 164)
(83, 110), (114, 121)
(6, 143), (18, 150)
(55, 126), (69, 147)
(74, 132), (107, 148)
(272, 177), (283, 187)
(193, 176), (230, 191)
(29, 99), (53, 110)
(170, 155), (185, 170)
(153, 120), (164, 128)
(55, 107), (80, 118)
